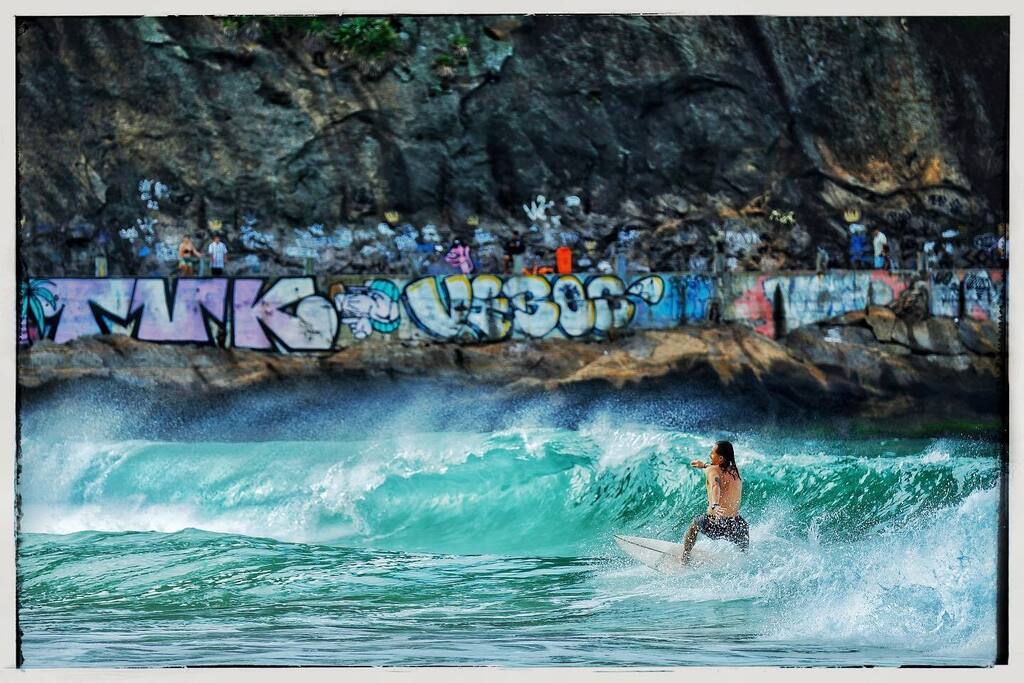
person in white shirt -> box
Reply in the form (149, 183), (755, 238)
(871, 227), (888, 269)
(208, 233), (228, 276)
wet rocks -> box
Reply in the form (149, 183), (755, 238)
(17, 316), (1003, 424)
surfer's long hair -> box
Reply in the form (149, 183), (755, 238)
(715, 440), (741, 479)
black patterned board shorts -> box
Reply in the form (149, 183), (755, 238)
(693, 513), (750, 551)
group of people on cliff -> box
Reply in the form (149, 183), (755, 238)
(433, 232), (560, 276)
(173, 217), (1006, 280)
(175, 229), (553, 278)
(846, 220), (1007, 273)
(847, 225), (893, 270)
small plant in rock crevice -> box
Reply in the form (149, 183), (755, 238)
(449, 34), (471, 60)
(433, 53), (457, 79)
(328, 17), (400, 59)
(218, 15), (403, 76)
(769, 209), (796, 226)
(327, 17), (402, 77)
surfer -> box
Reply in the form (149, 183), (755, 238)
(681, 440), (749, 563)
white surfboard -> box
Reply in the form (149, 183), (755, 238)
(613, 534), (718, 573)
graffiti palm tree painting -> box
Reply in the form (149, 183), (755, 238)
(18, 279), (56, 344)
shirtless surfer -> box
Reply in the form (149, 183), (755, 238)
(681, 440), (749, 563)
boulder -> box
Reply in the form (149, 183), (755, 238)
(832, 310), (869, 327)
(839, 344), (886, 386)
(834, 325), (879, 346)
(865, 306), (913, 348)
(907, 318), (964, 355)
(890, 320), (912, 348)
(785, 328), (846, 369)
(882, 342), (912, 356)
(865, 306), (897, 341)
(958, 319), (1002, 355)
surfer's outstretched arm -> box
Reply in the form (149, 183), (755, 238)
(680, 459), (708, 565)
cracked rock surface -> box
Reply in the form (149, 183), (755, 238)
(18, 309), (1004, 425)
(17, 16), (1008, 276)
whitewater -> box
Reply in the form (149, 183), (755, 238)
(16, 383), (1002, 667)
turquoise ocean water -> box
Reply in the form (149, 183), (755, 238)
(17, 389), (1001, 667)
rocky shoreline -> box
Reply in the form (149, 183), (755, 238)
(18, 306), (1005, 430)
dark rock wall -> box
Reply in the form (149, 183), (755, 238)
(16, 15), (1009, 276)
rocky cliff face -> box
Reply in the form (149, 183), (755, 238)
(16, 15), (1008, 277)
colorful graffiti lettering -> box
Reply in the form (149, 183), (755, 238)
(763, 274), (856, 331)
(925, 270), (1002, 322)
(404, 274), (478, 340)
(132, 279), (228, 343)
(962, 270), (1003, 322)
(869, 270), (910, 305)
(47, 278), (135, 343)
(730, 274), (775, 337)
(681, 275), (713, 321)
(403, 274), (666, 341)
(500, 275), (558, 339)
(930, 271), (960, 318)
(232, 279), (337, 351)
(18, 270), (1002, 351)
(20, 274), (673, 350)
(757, 272), (908, 332)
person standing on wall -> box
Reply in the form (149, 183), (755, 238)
(504, 231), (526, 274)
(208, 233), (228, 277)
(712, 238), (726, 274)
(871, 226), (888, 270)
(848, 227), (867, 269)
(177, 234), (201, 276)
(888, 236), (902, 270)
(444, 238), (474, 275)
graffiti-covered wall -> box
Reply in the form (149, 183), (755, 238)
(928, 269), (1004, 323)
(19, 273), (680, 350)
(18, 270), (1003, 351)
(727, 270), (913, 338)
